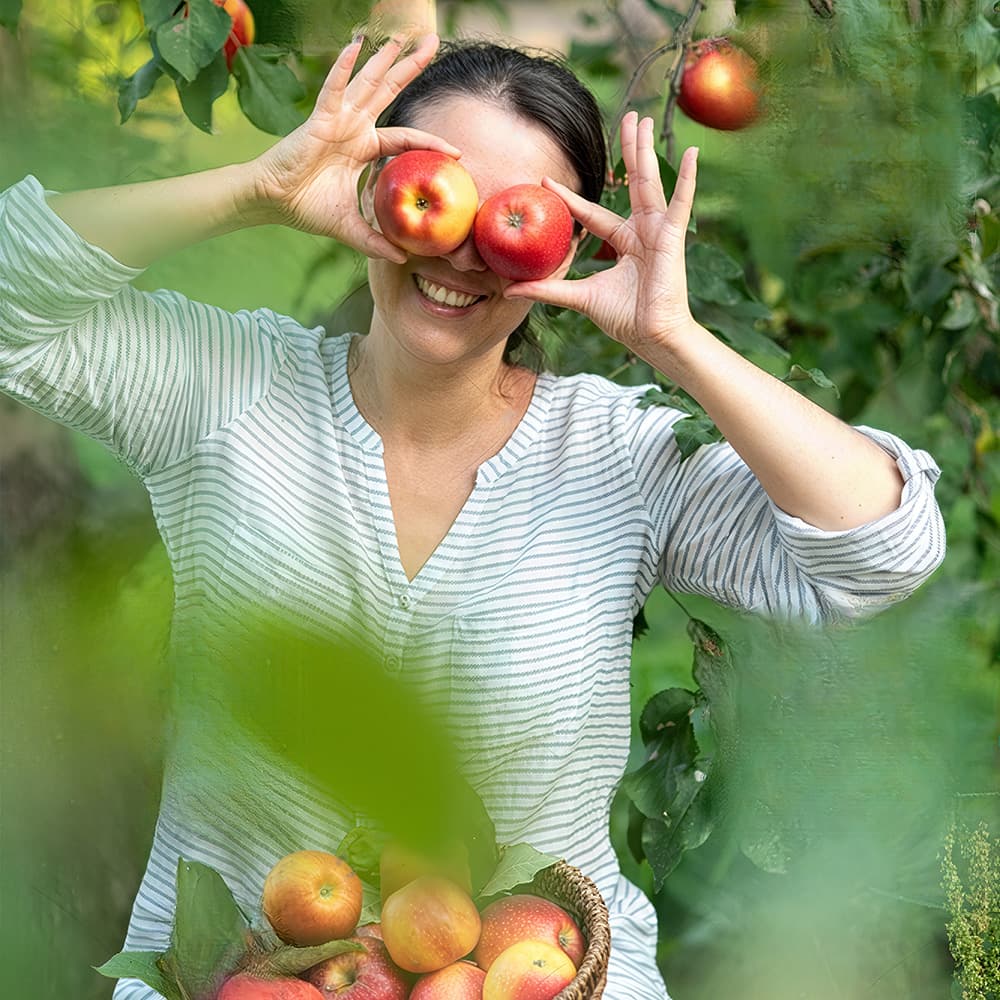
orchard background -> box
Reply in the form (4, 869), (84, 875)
(1, 1), (998, 997)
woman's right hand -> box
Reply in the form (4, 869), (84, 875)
(247, 33), (456, 263)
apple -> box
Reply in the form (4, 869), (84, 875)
(472, 184), (573, 282)
(217, 973), (324, 1000)
(373, 150), (479, 257)
(262, 850), (363, 947)
(306, 936), (410, 1000)
(473, 895), (584, 972)
(677, 38), (760, 131)
(410, 960), (486, 1000)
(380, 838), (473, 903)
(380, 875), (482, 974)
(481, 941), (576, 1000)
(214, 0), (255, 71)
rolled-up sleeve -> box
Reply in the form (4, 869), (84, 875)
(618, 388), (946, 625)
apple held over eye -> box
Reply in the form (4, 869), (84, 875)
(677, 37), (761, 131)
(410, 960), (486, 1000)
(380, 875), (482, 974)
(262, 850), (363, 946)
(481, 940), (576, 1000)
(217, 973), (324, 1000)
(374, 150), (480, 257)
(473, 894), (585, 972)
(473, 184), (574, 282)
(306, 935), (410, 1000)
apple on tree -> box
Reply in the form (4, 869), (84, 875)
(306, 935), (410, 1000)
(481, 940), (576, 1000)
(473, 894), (584, 972)
(373, 150), (480, 257)
(472, 184), (574, 282)
(677, 37), (760, 131)
(262, 850), (363, 947)
(380, 875), (482, 974)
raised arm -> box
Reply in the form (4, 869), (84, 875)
(46, 34), (456, 269)
(506, 113), (906, 533)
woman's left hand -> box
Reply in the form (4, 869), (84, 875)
(503, 112), (698, 357)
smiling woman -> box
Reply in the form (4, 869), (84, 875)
(0, 30), (945, 1000)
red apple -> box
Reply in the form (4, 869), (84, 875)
(473, 184), (573, 282)
(481, 941), (575, 1000)
(380, 875), (482, 974)
(374, 150), (480, 256)
(677, 38), (760, 131)
(217, 973), (324, 1000)
(379, 838), (473, 903)
(262, 850), (363, 947)
(214, 0), (255, 70)
(410, 960), (485, 1000)
(306, 936), (410, 1000)
(473, 894), (584, 972)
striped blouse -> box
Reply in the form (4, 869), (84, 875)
(0, 175), (946, 999)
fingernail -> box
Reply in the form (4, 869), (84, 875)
(352, 32), (364, 45)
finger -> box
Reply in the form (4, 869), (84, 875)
(349, 32), (438, 114)
(634, 116), (668, 214)
(541, 176), (625, 243)
(377, 126), (461, 160)
(665, 145), (699, 232)
(619, 110), (639, 190)
(502, 275), (587, 312)
(353, 221), (407, 264)
(315, 37), (365, 111)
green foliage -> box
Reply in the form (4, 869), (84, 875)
(943, 819), (1000, 1000)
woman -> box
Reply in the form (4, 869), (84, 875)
(0, 33), (944, 999)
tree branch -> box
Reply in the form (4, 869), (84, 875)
(661, 0), (706, 165)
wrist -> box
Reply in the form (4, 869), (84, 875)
(632, 319), (722, 388)
(226, 160), (285, 230)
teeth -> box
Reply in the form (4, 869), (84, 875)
(415, 275), (480, 308)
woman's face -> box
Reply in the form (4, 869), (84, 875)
(362, 94), (581, 368)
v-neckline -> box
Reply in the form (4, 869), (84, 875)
(327, 334), (553, 591)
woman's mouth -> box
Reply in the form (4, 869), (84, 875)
(413, 274), (486, 310)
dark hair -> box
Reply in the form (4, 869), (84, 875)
(377, 41), (608, 370)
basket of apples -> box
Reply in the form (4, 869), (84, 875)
(97, 831), (610, 1000)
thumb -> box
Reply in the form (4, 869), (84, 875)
(503, 277), (588, 313)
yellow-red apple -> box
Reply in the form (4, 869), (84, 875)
(306, 936), (410, 1000)
(473, 894), (584, 972)
(217, 973), (324, 999)
(473, 184), (573, 282)
(410, 960), (486, 1000)
(262, 850), (363, 946)
(380, 875), (482, 974)
(481, 940), (576, 1000)
(380, 838), (473, 903)
(213, 0), (255, 70)
(373, 151), (479, 257)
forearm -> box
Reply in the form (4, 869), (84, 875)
(45, 161), (275, 270)
(641, 321), (904, 530)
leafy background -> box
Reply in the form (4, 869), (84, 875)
(0, 1), (997, 997)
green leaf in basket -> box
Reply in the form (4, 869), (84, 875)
(476, 842), (560, 900)
(166, 857), (252, 1000)
(337, 826), (390, 886)
(94, 950), (183, 1000)
(256, 938), (366, 978)
(359, 880), (382, 926)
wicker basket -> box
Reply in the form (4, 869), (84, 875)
(529, 860), (610, 1000)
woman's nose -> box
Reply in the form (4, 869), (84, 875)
(442, 228), (489, 272)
